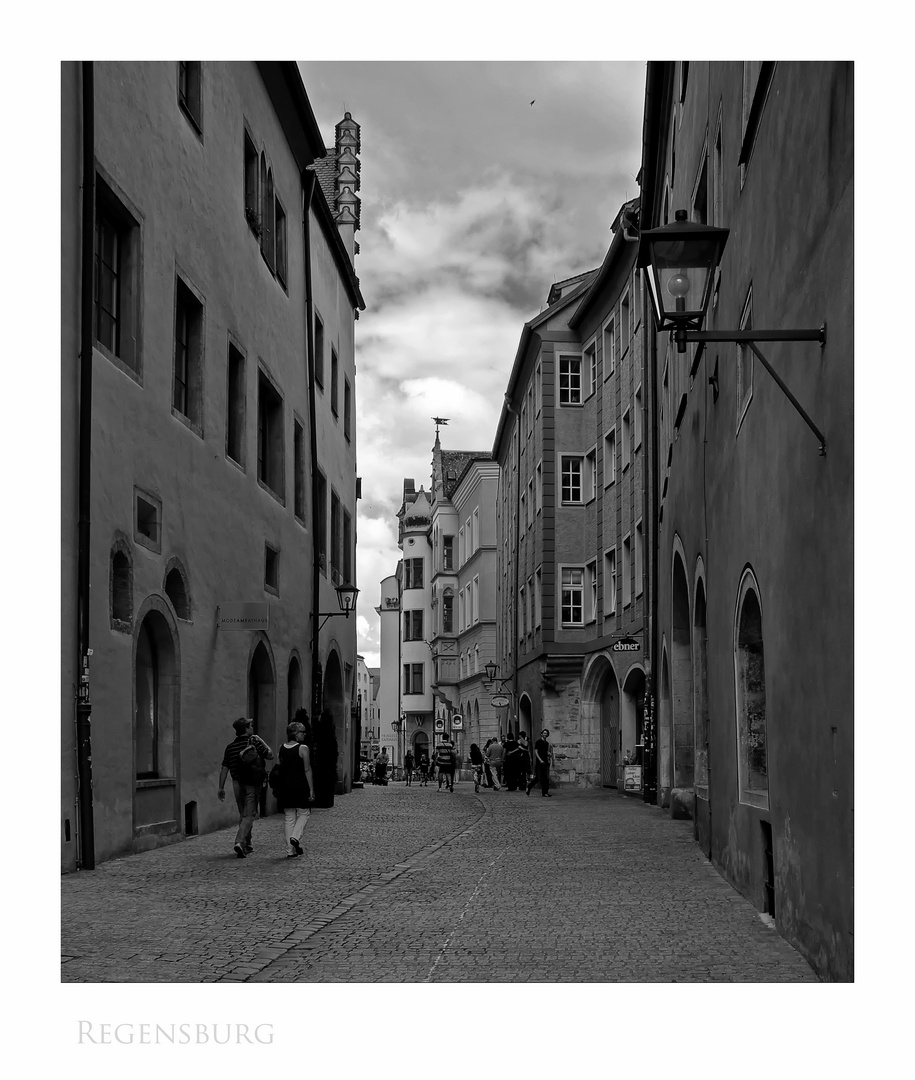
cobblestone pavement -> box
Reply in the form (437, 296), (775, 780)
(61, 782), (818, 983)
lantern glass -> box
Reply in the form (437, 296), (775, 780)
(641, 212), (729, 329)
(336, 582), (359, 612)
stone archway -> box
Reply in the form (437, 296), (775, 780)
(287, 654), (303, 723)
(134, 604), (180, 839)
(671, 549), (694, 819)
(518, 694), (533, 741)
(323, 648), (348, 791)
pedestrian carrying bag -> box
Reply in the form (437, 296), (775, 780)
(267, 762), (282, 794)
(238, 737), (266, 784)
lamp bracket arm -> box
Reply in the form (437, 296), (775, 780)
(745, 340), (826, 456)
(683, 324), (826, 346)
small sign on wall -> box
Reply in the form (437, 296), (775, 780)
(217, 603), (270, 631)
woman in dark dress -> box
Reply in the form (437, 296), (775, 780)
(469, 742), (485, 792)
(311, 709), (339, 808)
(502, 729), (520, 790)
(277, 722), (314, 857)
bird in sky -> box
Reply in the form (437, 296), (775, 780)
(530, 100), (536, 106)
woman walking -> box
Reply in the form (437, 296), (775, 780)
(469, 742), (486, 792)
(275, 722), (314, 858)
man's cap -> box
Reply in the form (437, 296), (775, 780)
(233, 717), (252, 734)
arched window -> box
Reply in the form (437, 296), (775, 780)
(735, 571), (768, 808)
(164, 563), (190, 620)
(110, 545), (132, 628)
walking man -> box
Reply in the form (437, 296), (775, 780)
(404, 748), (415, 785)
(486, 736), (504, 788)
(527, 728), (553, 797)
(218, 718), (274, 857)
(434, 737), (457, 792)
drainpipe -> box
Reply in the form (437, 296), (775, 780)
(503, 394), (521, 733)
(641, 267), (657, 805)
(75, 61), (96, 870)
(302, 170), (320, 719)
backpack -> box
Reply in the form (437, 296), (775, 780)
(267, 762), (282, 795)
(237, 737), (266, 785)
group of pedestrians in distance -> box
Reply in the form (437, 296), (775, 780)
(218, 709), (325, 861)
(398, 729), (554, 797)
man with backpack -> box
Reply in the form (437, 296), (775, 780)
(434, 737), (457, 792)
(218, 717), (274, 858)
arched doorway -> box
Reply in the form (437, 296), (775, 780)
(658, 645), (672, 807)
(599, 667), (620, 787)
(413, 730), (429, 768)
(323, 649), (347, 791)
(248, 640), (275, 814)
(134, 606), (179, 837)
(621, 666), (646, 768)
(287, 655), (303, 723)
(518, 694), (533, 741)
(671, 551), (694, 817)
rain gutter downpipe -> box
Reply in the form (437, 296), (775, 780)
(302, 169), (321, 719)
(76, 60), (96, 869)
(503, 393), (521, 732)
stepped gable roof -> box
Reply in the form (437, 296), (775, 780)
(440, 450), (492, 498)
(309, 153), (337, 207)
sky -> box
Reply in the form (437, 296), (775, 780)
(300, 61), (647, 667)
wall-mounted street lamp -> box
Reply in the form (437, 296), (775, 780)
(640, 209), (827, 454)
(317, 581), (360, 631)
(483, 661), (517, 733)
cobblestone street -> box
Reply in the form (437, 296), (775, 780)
(61, 782), (818, 983)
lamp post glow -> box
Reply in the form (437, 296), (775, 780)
(639, 210), (730, 341)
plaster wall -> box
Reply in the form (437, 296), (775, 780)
(650, 62), (853, 980)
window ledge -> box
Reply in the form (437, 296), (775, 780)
(171, 408), (204, 441)
(136, 777), (177, 790)
(256, 478), (286, 507)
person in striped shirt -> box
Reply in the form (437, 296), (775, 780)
(218, 718), (273, 858)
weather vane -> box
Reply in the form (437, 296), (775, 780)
(432, 417), (450, 437)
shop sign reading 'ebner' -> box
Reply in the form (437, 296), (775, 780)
(217, 603), (270, 631)
(611, 636), (641, 652)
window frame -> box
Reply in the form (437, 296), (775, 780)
(734, 570), (770, 809)
(604, 547), (617, 616)
(559, 454), (585, 505)
(178, 61), (202, 134)
(557, 353), (584, 407)
(226, 337), (247, 469)
(559, 565), (586, 628)
(737, 286), (754, 433)
(256, 366), (285, 501)
(172, 273), (205, 434)
(604, 427), (617, 487)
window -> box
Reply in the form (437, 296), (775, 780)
(443, 536), (454, 571)
(536, 462), (542, 513)
(330, 349), (340, 416)
(473, 575), (480, 623)
(343, 510), (353, 583)
(315, 471), (327, 571)
(472, 508), (480, 551)
(535, 361), (542, 413)
(519, 587), (527, 641)
(165, 565), (190, 619)
(585, 449), (597, 502)
(110, 546), (132, 628)
(173, 276), (203, 428)
(244, 130), (259, 233)
(740, 62), (776, 186)
(584, 342), (597, 398)
(604, 549), (617, 615)
(226, 341), (246, 466)
(404, 663), (424, 695)
(621, 292), (630, 356)
(737, 288), (754, 426)
(527, 479), (534, 527)
(692, 154), (708, 226)
(634, 386), (643, 449)
(404, 558), (424, 590)
(622, 410), (631, 470)
(442, 589), (454, 632)
(275, 198), (287, 286)
(560, 455), (584, 504)
(314, 314), (325, 387)
(344, 378), (352, 441)
(605, 428), (617, 486)
(94, 177), (140, 371)
(293, 419), (306, 521)
(262, 167), (275, 268)
(603, 318), (616, 377)
(635, 520), (643, 597)
(257, 370), (284, 498)
(519, 493), (526, 534)
(735, 572), (769, 807)
(558, 354), (583, 405)
(404, 610), (424, 641)
(561, 567), (585, 627)
(135, 489), (161, 554)
(330, 492), (342, 581)
(622, 536), (632, 607)
(713, 114), (723, 228)
(586, 560), (598, 622)
(521, 399), (528, 443)
(178, 62), (202, 131)
(534, 569), (542, 628)
(679, 61), (690, 106)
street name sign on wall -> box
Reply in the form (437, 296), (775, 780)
(611, 636), (641, 652)
(490, 695), (511, 707)
(217, 603), (270, 631)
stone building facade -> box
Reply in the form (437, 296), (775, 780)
(638, 61), (853, 980)
(61, 62), (363, 869)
